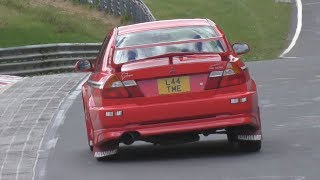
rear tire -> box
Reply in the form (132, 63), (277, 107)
(96, 154), (119, 161)
(227, 133), (261, 152)
(238, 140), (261, 152)
(227, 133), (237, 142)
(93, 142), (119, 161)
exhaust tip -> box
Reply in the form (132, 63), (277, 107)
(121, 132), (139, 145)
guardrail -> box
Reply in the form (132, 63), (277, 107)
(0, 43), (101, 76)
(80, 0), (156, 23)
(0, 0), (155, 76)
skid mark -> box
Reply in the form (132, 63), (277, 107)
(233, 176), (305, 180)
(273, 115), (320, 130)
(260, 99), (277, 108)
(312, 96), (320, 102)
(304, 2), (320, 6)
(273, 78), (296, 81)
(283, 101), (313, 107)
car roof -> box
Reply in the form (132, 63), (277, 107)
(117, 19), (213, 35)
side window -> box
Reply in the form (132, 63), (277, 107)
(95, 33), (112, 71)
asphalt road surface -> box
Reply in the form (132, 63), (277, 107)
(43, 1), (320, 180)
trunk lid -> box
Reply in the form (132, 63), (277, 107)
(117, 54), (227, 97)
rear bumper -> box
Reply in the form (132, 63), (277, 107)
(88, 81), (260, 145)
(94, 113), (259, 145)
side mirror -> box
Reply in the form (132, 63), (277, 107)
(75, 60), (93, 72)
(232, 43), (250, 55)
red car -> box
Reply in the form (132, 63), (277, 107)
(75, 19), (262, 160)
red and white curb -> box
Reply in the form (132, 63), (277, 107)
(0, 75), (24, 94)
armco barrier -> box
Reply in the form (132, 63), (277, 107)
(0, 43), (101, 76)
(0, 0), (155, 76)
(80, 0), (156, 23)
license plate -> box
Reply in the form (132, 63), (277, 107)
(157, 76), (190, 95)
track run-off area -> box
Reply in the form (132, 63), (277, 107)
(37, 0), (320, 179)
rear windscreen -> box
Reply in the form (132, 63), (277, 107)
(116, 26), (219, 48)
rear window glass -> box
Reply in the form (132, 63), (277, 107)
(116, 26), (219, 48)
(114, 40), (225, 64)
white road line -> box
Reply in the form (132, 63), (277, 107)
(0, 85), (35, 177)
(15, 84), (55, 180)
(15, 78), (73, 180)
(280, 0), (303, 58)
(31, 74), (89, 180)
(0, 117), (29, 178)
(0, 104), (32, 179)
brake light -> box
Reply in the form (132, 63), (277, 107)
(205, 62), (249, 90)
(204, 71), (223, 90)
(219, 62), (250, 88)
(101, 75), (143, 99)
(123, 80), (144, 97)
(102, 75), (128, 98)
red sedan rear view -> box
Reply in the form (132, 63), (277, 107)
(75, 19), (262, 161)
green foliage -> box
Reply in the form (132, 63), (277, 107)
(0, 0), (111, 47)
(120, 13), (133, 25)
(69, 0), (99, 9)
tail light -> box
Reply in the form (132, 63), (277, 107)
(219, 62), (250, 88)
(204, 71), (223, 90)
(122, 80), (144, 97)
(101, 75), (143, 98)
(205, 62), (250, 90)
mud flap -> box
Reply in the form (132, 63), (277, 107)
(236, 129), (262, 141)
(237, 134), (262, 141)
(93, 143), (119, 159)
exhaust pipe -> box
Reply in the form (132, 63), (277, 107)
(121, 132), (137, 145)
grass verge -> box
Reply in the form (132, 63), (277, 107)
(0, 0), (120, 48)
(144, 0), (292, 61)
